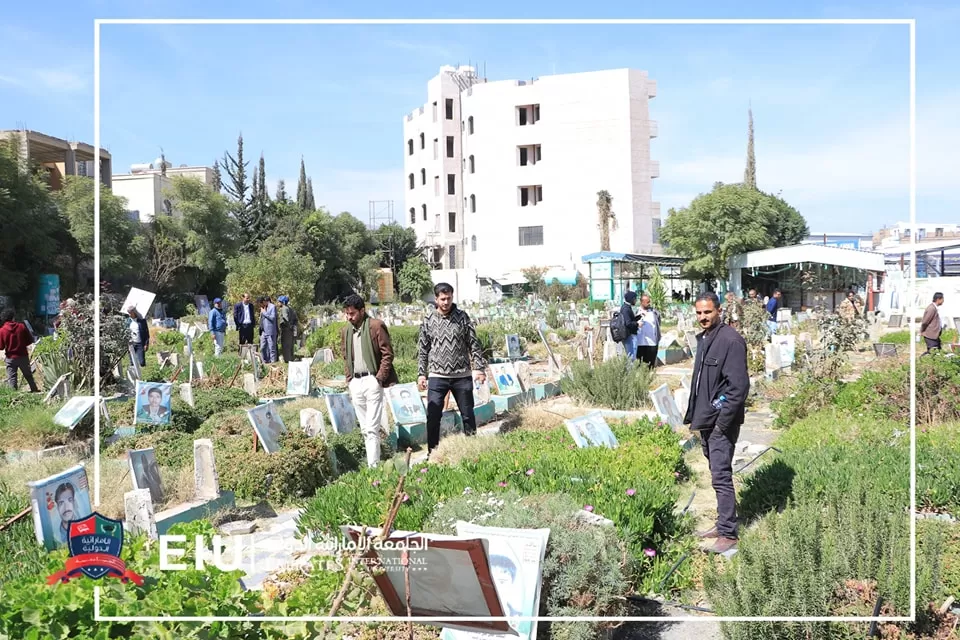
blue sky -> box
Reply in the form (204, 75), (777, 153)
(1, 1), (957, 236)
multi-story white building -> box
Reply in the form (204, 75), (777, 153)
(112, 158), (215, 223)
(403, 66), (660, 276)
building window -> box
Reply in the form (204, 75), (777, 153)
(469, 194), (476, 212)
(446, 136), (455, 158)
(467, 116), (474, 134)
(518, 225), (544, 246)
(468, 155), (475, 173)
(408, 173), (414, 189)
(471, 235), (477, 252)
(447, 174), (456, 195)
(421, 168), (426, 185)
(918, 228), (927, 240)
(433, 138), (439, 160)
(935, 227), (944, 237)
(420, 133), (425, 149)
(519, 144), (541, 166)
(432, 101), (438, 122)
(422, 204), (427, 221)
(652, 218), (662, 245)
(409, 207), (416, 224)
(448, 211), (456, 233)
(517, 104), (540, 126)
(448, 245), (457, 268)
(519, 185), (543, 207)
(434, 176), (440, 196)
(407, 139), (413, 155)
(445, 98), (454, 120)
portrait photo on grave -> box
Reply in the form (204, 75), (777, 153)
(504, 334), (522, 359)
(488, 362), (523, 395)
(650, 382), (684, 428)
(325, 393), (358, 434)
(387, 382), (427, 424)
(246, 402), (287, 453)
(52, 396), (96, 429)
(286, 360), (311, 396)
(564, 412), (618, 449)
(195, 295), (211, 317)
(134, 381), (172, 426)
(128, 448), (164, 504)
(27, 464), (92, 551)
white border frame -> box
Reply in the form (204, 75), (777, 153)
(92, 16), (917, 625)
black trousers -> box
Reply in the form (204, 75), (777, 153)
(636, 346), (658, 369)
(698, 423), (741, 539)
(923, 336), (941, 355)
(426, 376), (477, 452)
(5, 356), (39, 392)
(238, 324), (254, 346)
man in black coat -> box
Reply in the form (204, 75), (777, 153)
(233, 293), (256, 348)
(683, 291), (750, 554)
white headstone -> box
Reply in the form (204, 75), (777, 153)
(124, 488), (158, 540)
(300, 408), (327, 439)
(43, 374), (71, 405)
(673, 387), (690, 419)
(515, 361), (533, 392)
(243, 373), (257, 397)
(193, 439), (220, 500)
(764, 342), (782, 373)
(179, 382), (195, 408)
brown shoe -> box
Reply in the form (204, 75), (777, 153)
(709, 537), (738, 554)
(694, 526), (719, 539)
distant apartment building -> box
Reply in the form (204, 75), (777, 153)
(802, 232), (875, 251)
(112, 158), (215, 223)
(0, 129), (112, 190)
(873, 222), (960, 248)
(402, 66), (660, 275)
(875, 222), (960, 277)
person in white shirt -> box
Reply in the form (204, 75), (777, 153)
(636, 294), (661, 369)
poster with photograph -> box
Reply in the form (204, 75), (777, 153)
(52, 396), (96, 429)
(286, 360), (311, 396)
(27, 464), (92, 551)
(194, 295), (211, 317)
(489, 363), (522, 396)
(650, 383), (684, 428)
(564, 412), (618, 449)
(134, 381), (173, 426)
(246, 402), (287, 453)
(442, 523), (550, 640)
(325, 393), (357, 433)
(386, 383), (426, 425)
(504, 334), (522, 359)
(121, 287), (156, 319)
(340, 526), (511, 635)
(128, 448), (164, 504)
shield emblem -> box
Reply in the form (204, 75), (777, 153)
(67, 513), (125, 580)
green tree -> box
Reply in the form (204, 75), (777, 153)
(211, 160), (222, 193)
(597, 190), (616, 251)
(744, 107), (757, 189)
(0, 141), (68, 300)
(221, 133), (251, 244)
(302, 210), (375, 301)
(357, 253), (383, 299)
(296, 158), (309, 210)
(521, 266), (549, 296)
(647, 265), (667, 311)
(372, 223), (422, 292)
(164, 176), (239, 291)
(305, 177), (316, 211)
(143, 216), (187, 293)
(398, 257), (433, 302)
(55, 175), (143, 283)
(660, 182), (808, 282)
(275, 179), (287, 203)
(225, 246), (319, 312)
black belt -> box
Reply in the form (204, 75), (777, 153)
(353, 372), (372, 378)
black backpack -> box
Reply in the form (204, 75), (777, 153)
(609, 311), (627, 343)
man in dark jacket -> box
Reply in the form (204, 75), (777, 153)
(620, 291), (640, 361)
(0, 308), (39, 392)
(920, 292), (944, 354)
(126, 306), (150, 369)
(683, 292), (750, 554)
(342, 294), (398, 468)
(233, 293), (256, 349)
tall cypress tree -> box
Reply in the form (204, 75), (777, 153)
(257, 154), (268, 204)
(222, 133), (252, 236)
(296, 158), (308, 210)
(212, 160), (222, 193)
(744, 106), (757, 189)
(275, 179), (287, 203)
(305, 177), (316, 211)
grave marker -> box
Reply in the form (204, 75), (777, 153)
(193, 439), (220, 499)
(124, 488), (158, 540)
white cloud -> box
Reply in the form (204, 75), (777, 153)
(33, 69), (88, 93)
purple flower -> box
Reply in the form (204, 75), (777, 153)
(626, 489), (636, 496)
(401, 493), (410, 502)
(584, 505), (594, 512)
(525, 469), (535, 476)
(498, 481), (508, 488)
(420, 467), (428, 474)
(372, 480), (381, 487)
(644, 548), (656, 558)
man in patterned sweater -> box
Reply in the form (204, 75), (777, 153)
(417, 282), (487, 457)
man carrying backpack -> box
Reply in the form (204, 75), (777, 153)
(617, 291), (640, 360)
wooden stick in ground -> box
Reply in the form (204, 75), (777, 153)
(323, 448), (414, 637)
(169, 366), (183, 384)
(403, 549), (414, 639)
(0, 507), (31, 533)
(228, 363), (243, 388)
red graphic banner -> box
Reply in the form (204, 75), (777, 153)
(46, 553), (144, 586)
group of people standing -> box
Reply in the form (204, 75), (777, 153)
(210, 294), (298, 363)
(338, 282), (486, 469)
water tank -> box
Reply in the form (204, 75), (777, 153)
(130, 163), (154, 173)
(154, 157), (172, 169)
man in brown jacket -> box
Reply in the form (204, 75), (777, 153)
(341, 294), (398, 468)
(920, 292), (945, 355)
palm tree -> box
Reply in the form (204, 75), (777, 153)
(596, 190), (616, 251)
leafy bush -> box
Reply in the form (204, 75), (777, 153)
(818, 314), (866, 352)
(216, 429), (333, 504)
(153, 330), (185, 349)
(424, 492), (631, 639)
(393, 358), (418, 384)
(560, 356), (654, 410)
(192, 387), (257, 421)
(770, 353), (845, 428)
(0, 481), (48, 589)
(326, 429), (396, 474)
(881, 328), (958, 345)
(918, 422), (960, 516)
(304, 321), (348, 358)
(386, 325), (420, 360)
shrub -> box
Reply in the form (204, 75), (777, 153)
(387, 325), (420, 360)
(217, 429), (333, 504)
(881, 328), (958, 345)
(192, 387), (257, 421)
(153, 330), (185, 349)
(326, 429), (396, 474)
(560, 356), (654, 410)
(304, 321), (348, 358)
(818, 314), (866, 352)
(0, 481), (48, 589)
(918, 422), (960, 516)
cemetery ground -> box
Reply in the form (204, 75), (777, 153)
(0, 304), (958, 640)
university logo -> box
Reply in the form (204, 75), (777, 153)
(46, 513), (144, 585)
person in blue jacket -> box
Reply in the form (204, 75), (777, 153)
(208, 298), (227, 356)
